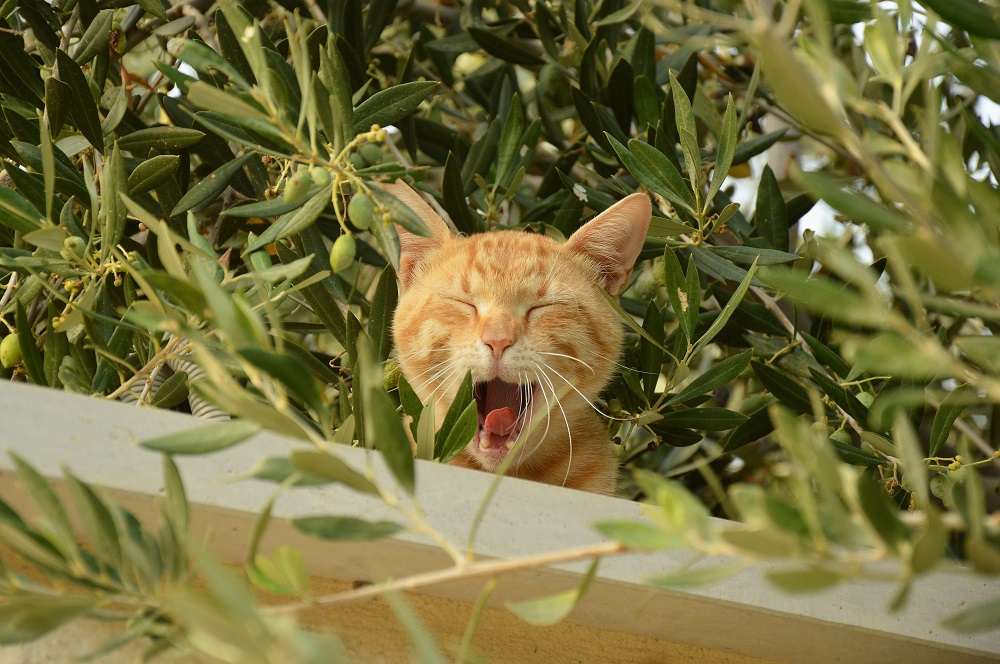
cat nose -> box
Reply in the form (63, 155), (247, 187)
(482, 335), (514, 359)
(480, 317), (517, 360)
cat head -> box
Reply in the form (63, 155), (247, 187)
(388, 181), (651, 472)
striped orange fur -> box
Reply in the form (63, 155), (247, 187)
(387, 182), (651, 494)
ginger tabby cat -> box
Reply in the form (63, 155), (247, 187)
(387, 182), (651, 494)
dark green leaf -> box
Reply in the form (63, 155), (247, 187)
(55, 50), (104, 152)
(118, 127), (205, 153)
(127, 155), (181, 195)
(667, 350), (752, 406)
(352, 81), (439, 132)
(657, 407), (748, 431)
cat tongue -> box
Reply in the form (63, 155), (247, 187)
(483, 407), (517, 436)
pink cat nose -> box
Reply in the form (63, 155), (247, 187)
(480, 316), (518, 359)
(482, 335), (514, 359)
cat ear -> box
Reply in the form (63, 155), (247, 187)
(380, 181), (453, 288)
(564, 193), (652, 295)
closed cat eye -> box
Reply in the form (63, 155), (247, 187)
(527, 303), (557, 316)
(445, 296), (477, 313)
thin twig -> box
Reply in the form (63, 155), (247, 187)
(265, 540), (624, 613)
(105, 337), (183, 401)
(0, 272), (18, 311)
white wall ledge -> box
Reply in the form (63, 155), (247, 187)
(1, 382), (997, 663)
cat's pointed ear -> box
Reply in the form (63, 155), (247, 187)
(381, 181), (453, 288)
(564, 193), (652, 295)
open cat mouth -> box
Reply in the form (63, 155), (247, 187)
(474, 378), (537, 458)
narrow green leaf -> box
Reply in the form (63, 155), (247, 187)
(289, 450), (378, 495)
(666, 350), (752, 406)
(170, 154), (253, 217)
(857, 471), (909, 551)
(507, 559), (599, 626)
(668, 71), (701, 195)
(359, 336), (415, 493)
(9, 453), (78, 562)
(766, 567), (842, 593)
(607, 136), (694, 212)
(754, 165), (789, 250)
(594, 520), (678, 550)
(55, 50), (103, 152)
(930, 386), (976, 456)
(649, 562), (743, 589)
(162, 455), (189, 537)
(117, 127), (205, 153)
(127, 155), (180, 195)
(496, 94), (526, 189)
(893, 414), (929, 507)
(140, 421), (260, 455)
(657, 407), (748, 431)
(706, 94), (738, 210)
(292, 515), (403, 541)
(64, 470), (120, 566)
(245, 184), (332, 252)
(437, 400), (478, 463)
(352, 81), (439, 132)
(0, 184), (45, 234)
(70, 9), (113, 64)
(16, 302), (45, 386)
(692, 257), (759, 355)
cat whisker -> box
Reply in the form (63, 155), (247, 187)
(392, 345), (465, 363)
(417, 363), (462, 401)
(536, 360), (633, 422)
(409, 358), (460, 391)
(531, 361), (572, 483)
(536, 351), (595, 374)
(406, 357), (460, 385)
(525, 366), (553, 460)
(423, 368), (462, 405)
(586, 349), (660, 376)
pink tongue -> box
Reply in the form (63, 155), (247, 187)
(483, 407), (516, 436)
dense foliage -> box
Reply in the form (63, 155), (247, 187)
(1, 0), (999, 659)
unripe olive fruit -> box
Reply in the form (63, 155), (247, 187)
(0, 334), (22, 369)
(359, 143), (383, 165)
(309, 166), (330, 186)
(349, 153), (367, 170)
(348, 193), (375, 230)
(329, 234), (356, 273)
(62, 235), (86, 258)
(283, 169), (311, 203)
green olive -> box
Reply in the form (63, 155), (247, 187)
(349, 153), (367, 170)
(309, 166), (330, 186)
(62, 235), (86, 258)
(347, 193), (375, 230)
(283, 169), (311, 203)
(329, 234), (357, 273)
(0, 334), (22, 369)
(359, 143), (383, 165)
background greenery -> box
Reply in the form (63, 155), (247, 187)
(1, 0), (999, 660)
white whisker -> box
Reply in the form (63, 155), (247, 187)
(536, 351), (595, 374)
(532, 361), (572, 485)
(536, 360), (632, 422)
